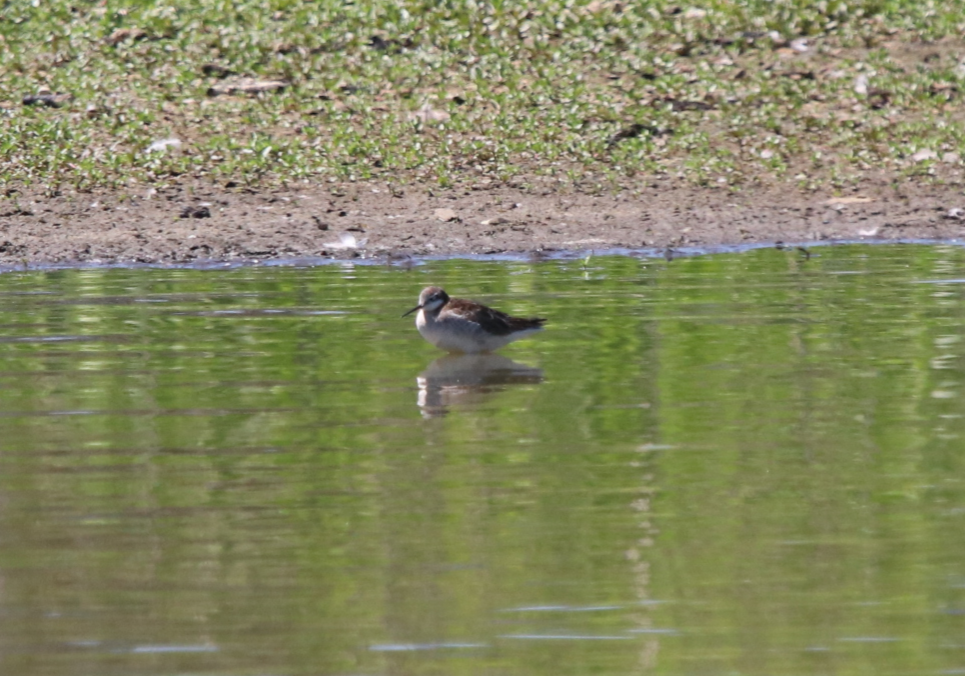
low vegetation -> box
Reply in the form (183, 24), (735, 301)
(2, 0), (965, 195)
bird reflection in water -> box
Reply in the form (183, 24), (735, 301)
(416, 354), (544, 418)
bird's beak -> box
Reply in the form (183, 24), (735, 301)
(401, 304), (421, 318)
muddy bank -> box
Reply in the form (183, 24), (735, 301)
(2, 177), (965, 266)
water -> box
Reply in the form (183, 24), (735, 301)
(1, 244), (964, 676)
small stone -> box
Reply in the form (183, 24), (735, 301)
(323, 232), (367, 249)
(207, 78), (289, 97)
(911, 149), (938, 162)
(180, 206), (211, 219)
(147, 138), (182, 153)
(434, 208), (459, 222)
(409, 106), (450, 124)
(823, 195), (873, 205)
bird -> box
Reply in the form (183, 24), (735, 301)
(402, 286), (546, 353)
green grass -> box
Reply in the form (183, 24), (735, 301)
(2, 0), (965, 193)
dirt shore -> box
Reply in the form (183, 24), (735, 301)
(3, 175), (965, 267)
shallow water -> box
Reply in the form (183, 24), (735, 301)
(1, 244), (965, 675)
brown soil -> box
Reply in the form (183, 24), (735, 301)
(3, 175), (965, 267)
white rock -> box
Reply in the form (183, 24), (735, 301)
(911, 149), (938, 162)
(147, 138), (182, 153)
(323, 232), (367, 249)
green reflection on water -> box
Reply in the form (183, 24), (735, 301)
(0, 245), (964, 675)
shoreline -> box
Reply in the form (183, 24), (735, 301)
(5, 238), (965, 274)
(2, 178), (964, 268)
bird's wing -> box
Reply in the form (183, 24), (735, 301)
(447, 299), (545, 336)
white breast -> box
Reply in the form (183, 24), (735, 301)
(416, 310), (538, 353)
